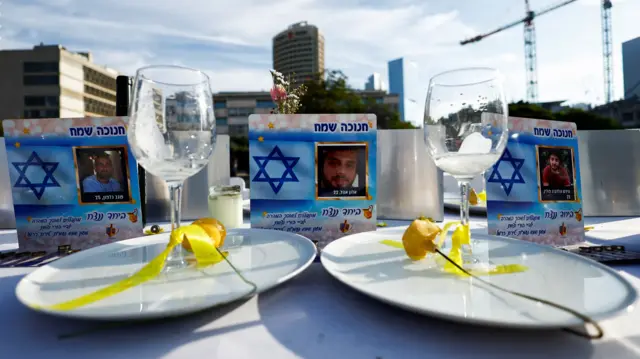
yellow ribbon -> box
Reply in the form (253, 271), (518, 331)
(382, 220), (526, 277)
(469, 189), (487, 205)
(29, 224), (227, 311)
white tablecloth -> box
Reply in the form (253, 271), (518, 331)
(1, 215), (640, 359)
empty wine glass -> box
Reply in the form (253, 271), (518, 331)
(128, 65), (216, 272)
(424, 67), (508, 260)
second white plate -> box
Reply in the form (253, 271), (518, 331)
(16, 228), (316, 320)
(321, 227), (637, 328)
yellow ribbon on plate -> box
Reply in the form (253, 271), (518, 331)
(30, 224), (227, 311)
(469, 189), (487, 205)
(381, 219), (526, 277)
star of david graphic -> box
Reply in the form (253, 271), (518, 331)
(252, 146), (300, 194)
(12, 151), (60, 200)
(487, 148), (525, 196)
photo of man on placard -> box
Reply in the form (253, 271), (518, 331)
(82, 153), (122, 193)
(537, 146), (576, 202)
(75, 146), (131, 204)
(317, 144), (367, 199)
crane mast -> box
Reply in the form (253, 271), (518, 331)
(523, 0), (538, 103)
(602, 0), (613, 104)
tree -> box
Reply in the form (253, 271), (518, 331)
(508, 101), (555, 121)
(508, 102), (621, 130)
(554, 108), (622, 130)
(298, 70), (417, 129)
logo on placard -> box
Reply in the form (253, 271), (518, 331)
(12, 151), (60, 200)
(487, 148), (525, 196)
(339, 219), (351, 233)
(362, 205), (373, 219)
(128, 209), (139, 223)
(106, 224), (119, 237)
(252, 146), (300, 194)
(559, 222), (567, 236)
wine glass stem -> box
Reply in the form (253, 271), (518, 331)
(458, 180), (471, 226)
(166, 182), (185, 266)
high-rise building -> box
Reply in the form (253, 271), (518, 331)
(272, 21), (325, 85)
(365, 73), (384, 91)
(388, 57), (420, 125)
(623, 36), (640, 99)
(0, 44), (119, 121)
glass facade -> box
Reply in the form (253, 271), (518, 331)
(623, 37), (640, 99)
(388, 58), (405, 122)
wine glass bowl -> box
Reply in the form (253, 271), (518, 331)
(424, 67), (508, 180)
(128, 65), (216, 272)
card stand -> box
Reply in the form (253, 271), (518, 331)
(0, 247), (80, 268)
(561, 245), (640, 265)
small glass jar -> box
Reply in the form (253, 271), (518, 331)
(208, 185), (243, 230)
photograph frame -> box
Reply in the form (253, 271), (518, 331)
(535, 144), (579, 203)
(72, 145), (134, 205)
(315, 141), (369, 201)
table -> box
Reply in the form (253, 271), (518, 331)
(1, 214), (640, 359)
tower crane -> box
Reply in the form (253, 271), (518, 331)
(460, 0), (578, 103)
(602, 0), (613, 103)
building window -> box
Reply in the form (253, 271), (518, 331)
(256, 100), (276, 109)
(216, 117), (228, 126)
(24, 96), (59, 107)
(23, 109), (59, 119)
(228, 107), (254, 116)
(23, 62), (58, 73)
(83, 66), (116, 91)
(84, 97), (116, 116)
(23, 75), (59, 86)
(214, 101), (227, 109)
(84, 84), (116, 102)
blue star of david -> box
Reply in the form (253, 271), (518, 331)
(487, 148), (525, 196)
(12, 151), (60, 200)
(252, 146), (300, 194)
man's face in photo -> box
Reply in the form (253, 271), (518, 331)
(95, 156), (114, 181)
(548, 153), (560, 171)
(322, 149), (358, 189)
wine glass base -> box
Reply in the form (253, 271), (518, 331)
(161, 256), (191, 274)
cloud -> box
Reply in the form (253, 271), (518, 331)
(1, 0), (476, 92)
(1, 0), (635, 104)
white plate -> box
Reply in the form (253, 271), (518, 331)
(321, 227), (637, 328)
(444, 192), (487, 215)
(16, 228), (316, 320)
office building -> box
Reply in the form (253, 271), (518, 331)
(272, 21), (325, 85)
(365, 73), (385, 91)
(0, 44), (119, 121)
(213, 92), (275, 136)
(592, 97), (640, 128)
(388, 57), (420, 125)
(623, 37), (640, 99)
(213, 91), (399, 136)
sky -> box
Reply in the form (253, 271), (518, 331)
(2, 0), (639, 106)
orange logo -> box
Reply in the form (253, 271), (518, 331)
(559, 222), (567, 236)
(106, 224), (119, 238)
(574, 209), (582, 222)
(340, 220), (351, 233)
(128, 209), (139, 223)
(363, 205), (373, 219)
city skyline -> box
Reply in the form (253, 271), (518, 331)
(3, 0), (639, 106)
